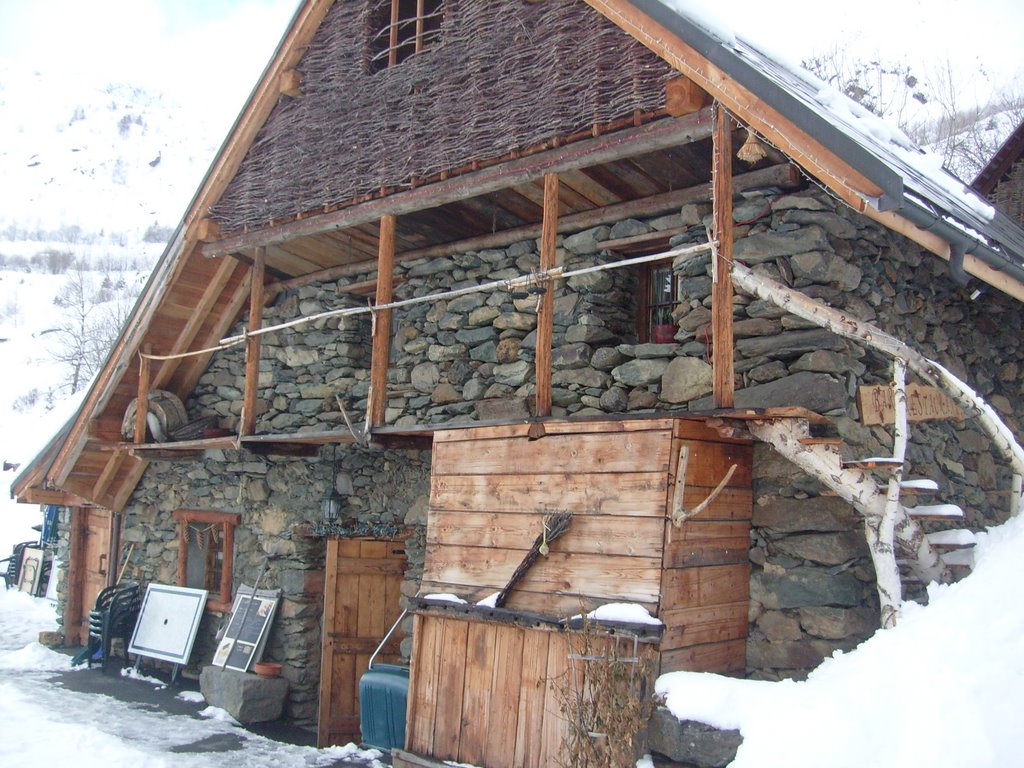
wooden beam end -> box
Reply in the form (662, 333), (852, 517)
(279, 69), (303, 98)
(197, 217), (222, 243)
(666, 76), (712, 117)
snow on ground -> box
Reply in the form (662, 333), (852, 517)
(657, 512), (1024, 767)
(0, 590), (386, 767)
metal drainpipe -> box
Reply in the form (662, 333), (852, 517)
(900, 202), (1024, 289)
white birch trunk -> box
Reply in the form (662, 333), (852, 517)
(748, 419), (945, 585)
(869, 359), (907, 629)
(732, 262), (1024, 518)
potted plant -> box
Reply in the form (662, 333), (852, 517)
(651, 306), (676, 343)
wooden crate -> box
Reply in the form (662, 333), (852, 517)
(409, 418), (753, 766)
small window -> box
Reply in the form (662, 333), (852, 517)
(639, 261), (684, 343)
(172, 509), (241, 613)
(368, 0), (445, 72)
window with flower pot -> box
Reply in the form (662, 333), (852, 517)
(638, 260), (684, 343)
(172, 509), (241, 613)
(367, 0), (445, 72)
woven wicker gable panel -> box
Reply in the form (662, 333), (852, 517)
(211, 0), (678, 232)
(991, 159), (1024, 225)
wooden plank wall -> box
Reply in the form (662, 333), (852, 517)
(405, 613), (573, 768)
(423, 420), (676, 616)
(659, 420), (753, 674)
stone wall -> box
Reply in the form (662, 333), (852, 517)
(118, 441), (429, 724)
(114, 183), (1023, 717)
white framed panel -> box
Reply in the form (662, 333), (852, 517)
(129, 584), (208, 665)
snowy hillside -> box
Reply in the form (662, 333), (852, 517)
(0, 62), (222, 261)
(0, 63), (223, 540)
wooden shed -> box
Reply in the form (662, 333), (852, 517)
(397, 416), (752, 767)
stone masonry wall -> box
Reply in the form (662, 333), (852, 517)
(117, 183), (1023, 719)
(118, 442), (429, 725)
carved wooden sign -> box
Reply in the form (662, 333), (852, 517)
(857, 384), (964, 426)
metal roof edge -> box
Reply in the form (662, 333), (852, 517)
(624, 0), (904, 211)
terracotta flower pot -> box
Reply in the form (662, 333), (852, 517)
(253, 661), (282, 678)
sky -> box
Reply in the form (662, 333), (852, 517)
(0, 0), (299, 132)
(0, 0), (1021, 131)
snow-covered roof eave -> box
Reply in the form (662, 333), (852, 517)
(629, 0), (1024, 286)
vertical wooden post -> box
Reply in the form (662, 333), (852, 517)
(369, 215), (396, 430)
(388, 0), (400, 66)
(241, 246), (266, 436)
(64, 506), (86, 644)
(415, 0), (426, 53)
(712, 103), (736, 408)
(134, 345), (151, 444)
(535, 173), (559, 418)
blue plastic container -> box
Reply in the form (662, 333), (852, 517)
(359, 663), (410, 750)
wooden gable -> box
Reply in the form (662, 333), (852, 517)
(212, 0), (679, 236)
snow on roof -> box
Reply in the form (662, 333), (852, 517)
(649, 0), (1024, 269)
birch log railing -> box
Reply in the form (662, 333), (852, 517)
(730, 260), (1024, 516)
(724, 259), (1024, 624)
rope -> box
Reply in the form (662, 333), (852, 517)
(139, 240), (715, 363)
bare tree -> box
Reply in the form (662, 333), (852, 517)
(804, 48), (1024, 181)
(49, 261), (139, 394)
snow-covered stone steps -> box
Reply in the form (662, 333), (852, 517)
(907, 503), (964, 521)
(841, 457), (903, 471)
(925, 529), (977, 551)
(899, 478), (940, 494)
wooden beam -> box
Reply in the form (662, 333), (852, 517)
(267, 274), (405, 301)
(134, 345), (151, 444)
(65, 506), (87, 645)
(91, 450), (126, 504)
(369, 216), (396, 429)
(260, 163), (799, 289)
(197, 218), (221, 243)
(583, 0), (885, 212)
(14, 487), (89, 506)
(866, 207), (1024, 303)
(665, 75), (711, 116)
(712, 103), (735, 408)
(279, 68), (303, 98)
(535, 173), (559, 417)
(200, 112), (716, 256)
(109, 457), (148, 513)
(241, 247), (266, 436)
(176, 269), (255, 399)
(151, 256), (240, 390)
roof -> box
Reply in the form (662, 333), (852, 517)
(972, 119), (1024, 198)
(619, 0), (1024, 289)
(13, 0), (1024, 510)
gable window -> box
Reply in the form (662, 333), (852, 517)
(368, 0), (445, 72)
(638, 260), (684, 344)
(172, 509), (241, 613)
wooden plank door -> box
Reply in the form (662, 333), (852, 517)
(318, 538), (407, 747)
(67, 507), (112, 645)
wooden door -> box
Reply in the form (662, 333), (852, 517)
(318, 538), (407, 747)
(66, 507), (113, 645)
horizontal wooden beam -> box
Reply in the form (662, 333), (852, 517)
(666, 75), (711, 116)
(13, 487), (90, 506)
(201, 111), (716, 256)
(260, 162), (799, 285)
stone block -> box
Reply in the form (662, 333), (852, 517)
(200, 666), (289, 724)
(751, 566), (862, 609)
(647, 708), (742, 768)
